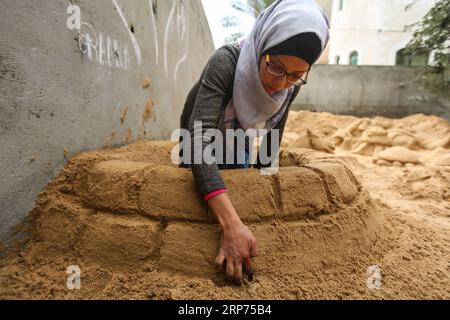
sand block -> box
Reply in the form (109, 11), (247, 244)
(78, 212), (160, 269)
(304, 161), (360, 205)
(222, 169), (279, 221)
(34, 195), (91, 254)
(81, 160), (150, 213)
(158, 223), (220, 278)
(251, 222), (339, 272)
(139, 165), (211, 221)
(278, 167), (328, 217)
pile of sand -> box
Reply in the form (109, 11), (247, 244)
(0, 111), (449, 299)
(283, 111), (450, 166)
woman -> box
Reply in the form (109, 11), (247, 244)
(179, 0), (330, 285)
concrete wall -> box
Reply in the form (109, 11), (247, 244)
(0, 0), (215, 243)
(292, 65), (450, 120)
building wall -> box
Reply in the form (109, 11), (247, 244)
(0, 0), (215, 243)
(292, 64), (450, 120)
(314, 0), (333, 64)
(328, 0), (436, 65)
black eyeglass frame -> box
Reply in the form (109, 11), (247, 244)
(265, 54), (309, 86)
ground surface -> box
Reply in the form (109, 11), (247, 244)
(0, 111), (449, 299)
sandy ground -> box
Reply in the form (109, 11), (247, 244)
(0, 111), (449, 299)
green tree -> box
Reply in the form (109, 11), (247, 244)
(222, 0), (276, 44)
(221, 16), (245, 44)
(404, 0), (450, 94)
(232, 0), (277, 18)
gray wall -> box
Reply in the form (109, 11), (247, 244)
(293, 65), (450, 120)
(0, 0), (215, 244)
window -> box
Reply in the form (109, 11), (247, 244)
(395, 48), (429, 67)
(349, 51), (358, 65)
(335, 55), (340, 65)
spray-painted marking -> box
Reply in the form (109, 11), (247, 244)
(151, 0), (190, 80)
(67, 0), (191, 77)
(148, 0), (159, 66)
(111, 0), (142, 66)
(66, 4), (132, 71)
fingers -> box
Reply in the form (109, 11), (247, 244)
(224, 256), (245, 286)
(220, 256), (255, 285)
(250, 237), (258, 257)
(226, 259), (234, 283)
(215, 250), (226, 270)
(234, 262), (242, 286)
(243, 257), (254, 282)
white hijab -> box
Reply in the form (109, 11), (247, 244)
(233, 0), (330, 130)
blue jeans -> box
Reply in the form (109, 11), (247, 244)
(218, 149), (250, 170)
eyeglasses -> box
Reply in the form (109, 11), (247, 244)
(265, 54), (309, 86)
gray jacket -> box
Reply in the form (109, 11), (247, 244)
(179, 44), (301, 197)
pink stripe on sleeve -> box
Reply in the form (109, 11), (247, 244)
(203, 188), (227, 202)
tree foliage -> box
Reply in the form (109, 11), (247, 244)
(404, 0), (450, 94)
(222, 0), (276, 44)
(232, 0), (277, 18)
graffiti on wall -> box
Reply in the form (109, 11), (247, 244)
(111, 0), (142, 67)
(160, 0), (189, 81)
(66, 3), (138, 71)
(66, 0), (190, 79)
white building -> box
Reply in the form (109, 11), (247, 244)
(327, 0), (436, 66)
(314, 0), (334, 64)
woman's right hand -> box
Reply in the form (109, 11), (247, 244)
(216, 220), (258, 285)
(208, 193), (258, 285)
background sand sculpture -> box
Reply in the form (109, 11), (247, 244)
(0, 111), (449, 299)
